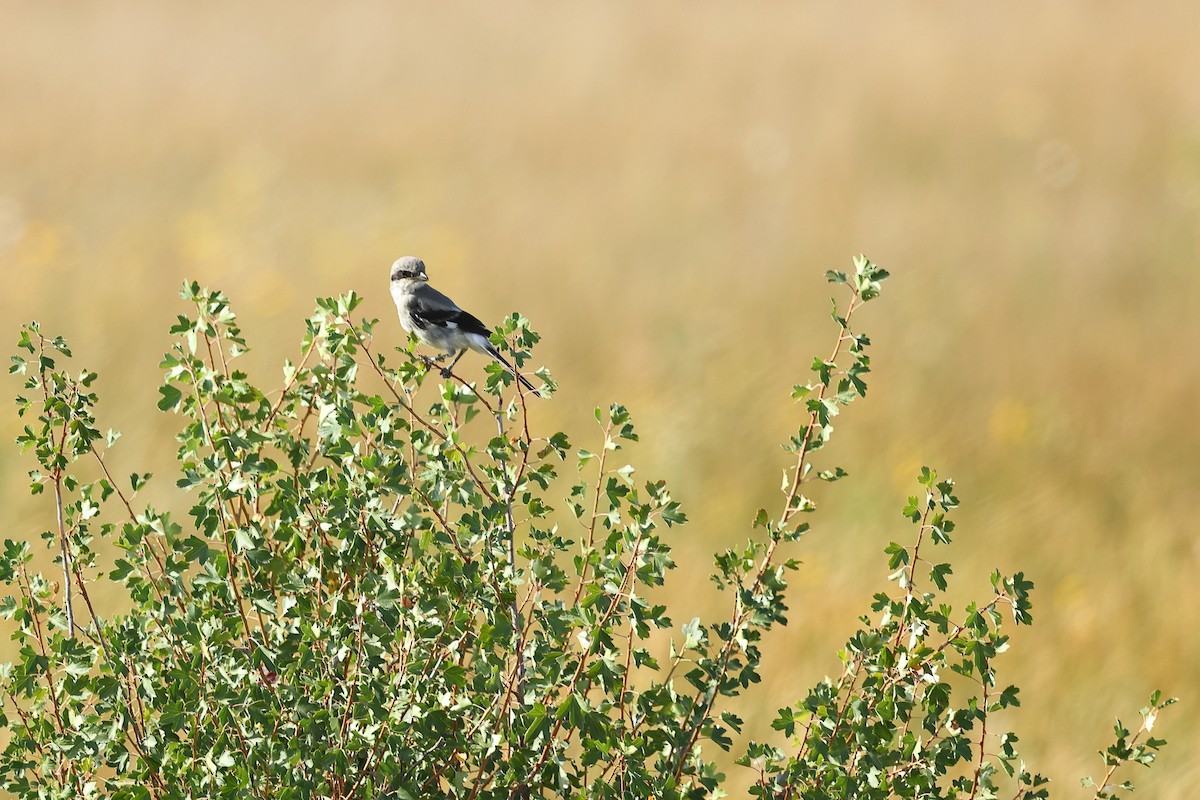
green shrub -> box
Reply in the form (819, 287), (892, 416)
(1, 257), (1173, 798)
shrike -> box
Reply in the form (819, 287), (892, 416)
(389, 256), (538, 393)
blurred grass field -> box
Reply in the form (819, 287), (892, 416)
(1, 2), (1198, 794)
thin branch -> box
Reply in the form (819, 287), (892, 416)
(892, 499), (935, 651)
(969, 682), (991, 799)
(572, 419), (613, 605)
(40, 353), (76, 639)
(18, 562), (65, 736)
(530, 527), (648, 777)
(346, 321), (499, 506)
(263, 334), (319, 429)
(671, 290), (864, 781)
(52, 468), (74, 638)
(496, 409), (526, 709)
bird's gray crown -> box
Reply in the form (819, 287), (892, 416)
(390, 256), (427, 282)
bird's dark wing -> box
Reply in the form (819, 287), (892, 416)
(449, 309), (492, 338)
(410, 301), (491, 338)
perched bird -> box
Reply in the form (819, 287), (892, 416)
(389, 256), (538, 393)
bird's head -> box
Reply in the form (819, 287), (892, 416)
(390, 256), (428, 283)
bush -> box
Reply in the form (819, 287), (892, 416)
(1, 257), (1174, 798)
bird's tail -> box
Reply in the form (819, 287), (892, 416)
(484, 344), (539, 394)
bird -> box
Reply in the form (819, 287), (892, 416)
(389, 256), (538, 394)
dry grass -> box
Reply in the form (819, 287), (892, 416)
(1, 2), (1198, 795)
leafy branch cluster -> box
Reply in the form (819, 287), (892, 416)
(0, 257), (1174, 799)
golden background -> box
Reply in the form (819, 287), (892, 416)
(1, 2), (1197, 795)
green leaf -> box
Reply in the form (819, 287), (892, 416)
(929, 562), (952, 591)
(885, 541), (909, 569)
(156, 384), (182, 412)
(661, 502), (687, 526)
(682, 617), (706, 650)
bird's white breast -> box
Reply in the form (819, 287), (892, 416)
(391, 281), (417, 333)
